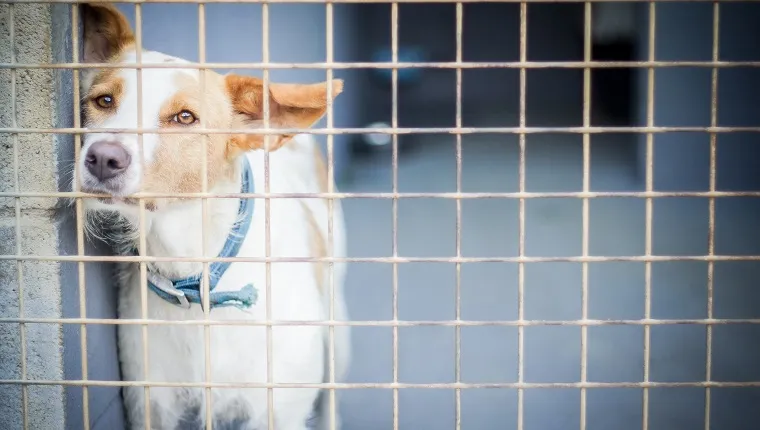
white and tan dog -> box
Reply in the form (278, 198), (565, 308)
(76, 4), (350, 429)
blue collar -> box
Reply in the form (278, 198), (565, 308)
(144, 158), (258, 310)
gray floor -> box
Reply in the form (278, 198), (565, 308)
(336, 111), (760, 429)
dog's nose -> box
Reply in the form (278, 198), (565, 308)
(85, 141), (131, 181)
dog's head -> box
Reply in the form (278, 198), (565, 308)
(77, 3), (341, 214)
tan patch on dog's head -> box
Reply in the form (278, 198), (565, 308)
(84, 68), (125, 125)
(139, 74), (343, 206)
(81, 3), (135, 121)
(78, 3), (345, 214)
(138, 71), (238, 208)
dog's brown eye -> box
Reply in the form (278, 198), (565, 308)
(95, 95), (114, 109)
(173, 110), (197, 125)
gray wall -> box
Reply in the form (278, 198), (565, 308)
(0, 3), (87, 429)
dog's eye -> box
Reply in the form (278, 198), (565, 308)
(94, 95), (114, 109)
(172, 110), (197, 125)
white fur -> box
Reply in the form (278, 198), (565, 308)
(80, 49), (350, 429)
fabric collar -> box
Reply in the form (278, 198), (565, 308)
(143, 158), (258, 310)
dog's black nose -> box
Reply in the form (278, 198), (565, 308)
(85, 141), (131, 181)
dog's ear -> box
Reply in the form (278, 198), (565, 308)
(224, 75), (343, 156)
(82, 3), (135, 63)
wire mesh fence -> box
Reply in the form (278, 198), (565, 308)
(1, 1), (758, 429)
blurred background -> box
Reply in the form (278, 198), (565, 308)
(49, 1), (760, 429)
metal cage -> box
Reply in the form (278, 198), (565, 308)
(1, 1), (759, 429)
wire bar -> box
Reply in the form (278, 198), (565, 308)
(7, 60), (760, 70)
(3, 317), (760, 328)
(68, 4), (92, 428)
(325, 1), (338, 429)
(131, 3), (154, 427)
(642, 2), (656, 429)
(455, 3), (464, 430)
(391, 3), (400, 430)
(4, 255), (760, 264)
(580, 3), (592, 429)
(517, 2), (527, 429)
(195, 2), (214, 428)
(261, 1), (275, 428)
(4, 125), (760, 134)
(4, 190), (760, 199)
(2, 380), (759, 390)
(704, 3), (720, 429)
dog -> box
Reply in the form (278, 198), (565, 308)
(76, 4), (351, 429)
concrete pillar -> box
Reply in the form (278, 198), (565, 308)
(0, 4), (124, 429)
(0, 4), (66, 429)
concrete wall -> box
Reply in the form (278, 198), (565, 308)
(0, 4), (123, 429)
(0, 3), (66, 429)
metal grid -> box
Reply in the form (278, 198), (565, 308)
(1, 1), (758, 430)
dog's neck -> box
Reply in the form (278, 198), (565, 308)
(126, 164), (246, 281)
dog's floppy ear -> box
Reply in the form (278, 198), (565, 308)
(224, 75), (343, 156)
(82, 3), (135, 63)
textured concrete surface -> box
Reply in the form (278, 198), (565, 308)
(0, 3), (65, 430)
